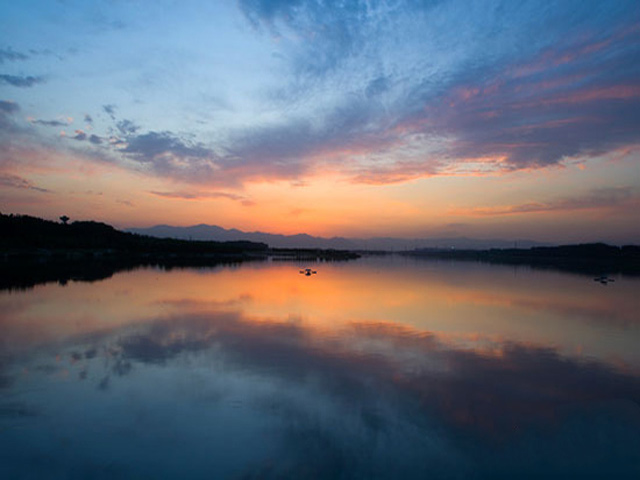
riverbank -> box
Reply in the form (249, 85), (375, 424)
(402, 243), (640, 275)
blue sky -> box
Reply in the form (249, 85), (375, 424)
(1, 0), (639, 241)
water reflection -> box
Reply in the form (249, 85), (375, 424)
(1, 257), (639, 478)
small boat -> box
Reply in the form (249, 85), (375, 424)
(593, 275), (614, 285)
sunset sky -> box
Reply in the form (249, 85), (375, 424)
(1, 0), (639, 243)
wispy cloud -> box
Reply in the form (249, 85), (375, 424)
(230, 0), (640, 185)
(0, 100), (20, 133)
(0, 173), (49, 193)
(0, 74), (46, 88)
(61, 107), (224, 184)
(30, 118), (72, 127)
(12, 1), (640, 192)
(149, 190), (254, 205)
(454, 187), (637, 216)
(116, 119), (139, 136)
(0, 100), (19, 115)
(0, 48), (29, 64)
(102, 104), (116, 120)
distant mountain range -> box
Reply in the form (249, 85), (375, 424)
(127, 224), (546, 251)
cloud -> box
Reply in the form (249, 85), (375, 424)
(0, 173), (49, 192)
(0, 101), (21, 134)
(0, 100), (19, 115)
(30, 118), (71, 127)
(102, 104), (116, 119)
(72, 130), (87, 141)
(123, 131), (211, 161)
(218, 94), (407, 183)
(0, 74), (45, 87)
(348, 160), (440, 185)
(240, 0), (380, 78)
(0, 47), (57, 64)
(0, 48), (29, 64)
(81, 108), (221, 182)
(14, 1), (637, 191)
(148, 190), (251, 203)
(115, 131), (223, 182)
(117, 199), (134, 207)
(231, 0), (640, 185)
(456, 187), (638, 216)
(405, 33), (640, 171)
(340, 26), (640, 183)
(59, 129), (103, 145)
(116, 119), (139, 135)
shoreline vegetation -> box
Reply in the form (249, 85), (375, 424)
(402, 244), (640, 275)
(0, 213), (359, 290)
(1, 212), (360, 261)
(2, 213), (639, 290)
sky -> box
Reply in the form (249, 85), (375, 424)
(1, 0), (639, 243)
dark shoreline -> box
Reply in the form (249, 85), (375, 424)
(3, 214), (639, 290)
(401, 243), (640, 276)
(1, 213), (361, 290)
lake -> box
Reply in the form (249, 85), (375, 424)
(1, 256), (639, 479)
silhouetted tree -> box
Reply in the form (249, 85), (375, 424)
(60, 215), (70, 225)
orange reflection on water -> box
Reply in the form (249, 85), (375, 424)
(1, 258), (638, 369)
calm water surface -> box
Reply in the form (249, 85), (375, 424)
(1, 256), (639, 479)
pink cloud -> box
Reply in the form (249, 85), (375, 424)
(148, 190), (253, 205)
(542, 85), (640, 105)
(452, 187), (637, 216)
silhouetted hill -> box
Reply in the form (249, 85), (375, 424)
(128, 223), (546, 250)
(0, 214), (360, 291)
(0, 213), (268, 255)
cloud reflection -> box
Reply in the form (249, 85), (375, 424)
(101, 308), (640, 437)
(3, 297), (640, 478)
